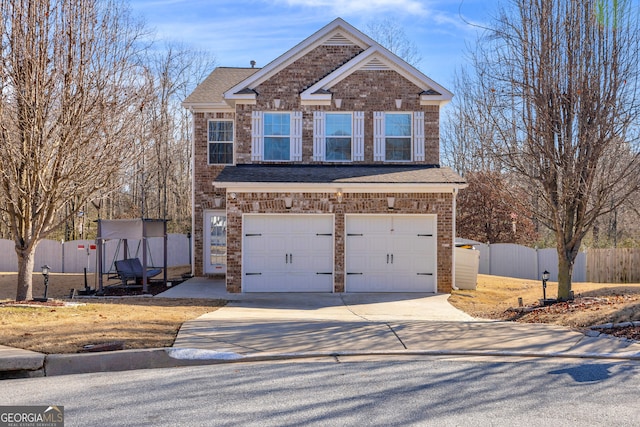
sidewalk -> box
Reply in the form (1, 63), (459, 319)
(2, 277), (639, 378)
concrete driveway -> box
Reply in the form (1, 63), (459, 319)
(161, 278), (640, 360)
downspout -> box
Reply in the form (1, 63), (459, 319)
(189, 107), (196, 277)
(451, 187), (459, 291)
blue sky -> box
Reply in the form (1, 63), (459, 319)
(129, 0), (492, 90)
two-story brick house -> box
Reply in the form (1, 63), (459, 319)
(183, 18), (466, 294)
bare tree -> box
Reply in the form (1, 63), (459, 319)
(441, 68), (503, 175)
(470, 0), (640, 299)
(457, 171), (538, 245)
(366, 19), (422, 67)
(0, 0), (148, 300)
(136, 43), (214, 232)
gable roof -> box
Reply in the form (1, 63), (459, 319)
(182, 67), (260, 110)
(223, 18), (452, 107)
(300, 46), (451, 106)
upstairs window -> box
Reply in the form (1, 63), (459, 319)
(385, 113), (412, 161)
(208, 120), (234, 165)
(264, 113), (291, 161)
(325, 113), (352, 161)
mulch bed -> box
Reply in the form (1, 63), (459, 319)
(501, 295), (640, 342)
(603, 326), (640, 341)
(97, 280), (176, 297)
(1, 279), (184, 306)
(1, 300), (68, 307)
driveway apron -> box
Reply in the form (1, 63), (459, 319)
(165, 278), (640, 358)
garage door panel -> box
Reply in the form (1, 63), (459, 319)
(243, 214), (334, 292)
(390, 216), (434, 235)
(346, 215), (437, 293)
(346, 236), (371, 253)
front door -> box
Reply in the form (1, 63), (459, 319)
(204, 210), (226, 274)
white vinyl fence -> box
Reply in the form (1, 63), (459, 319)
(0, 234), (191, 273)
(460, 241), (587, 282)
(0, 236), (590, 282)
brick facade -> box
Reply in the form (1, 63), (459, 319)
(185, 19), (463, 291)
(234, 46), (440, 165)
(192, 111), (231, 276)
(225, 192), (454, 293)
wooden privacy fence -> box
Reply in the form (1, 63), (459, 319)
(587, 248), (640, 283)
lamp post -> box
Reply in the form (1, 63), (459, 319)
(541, 270), (550, 303)
(34, 265), (50, 302)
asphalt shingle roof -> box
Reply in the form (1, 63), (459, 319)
(183, 67), (260, 105)
(214, 164), (465, 184)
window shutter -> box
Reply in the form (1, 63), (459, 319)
(313, 111), (325, 161)
(251, 111), (263, 161)
(291, 111), (303, 161)
(413, 111), (425, 161)
(353, 112), (365, 161)
(373, 112), (385, 161)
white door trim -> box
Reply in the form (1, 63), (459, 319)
(204, 210), (227, 274)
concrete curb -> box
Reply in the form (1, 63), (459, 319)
(590, 321), (640, 330)
(0, 348), (46, 379)
(43, 348), (225, 376)
(3, 345), (640, 379)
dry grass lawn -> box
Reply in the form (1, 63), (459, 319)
(449, 274), (640, 329)
(0, 268), (224, 354)
(1, 271), (639, 354)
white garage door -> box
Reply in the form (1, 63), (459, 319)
(346, 215), (437, 292)
(243, 214), (334, 292)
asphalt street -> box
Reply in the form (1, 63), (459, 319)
(2, 358), (639, 426)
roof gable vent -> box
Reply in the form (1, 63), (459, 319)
(361, 57), (391, 71)
(324, 32), (355, 46)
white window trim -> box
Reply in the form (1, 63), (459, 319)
(325, 112), (353, 162)
(313, 111), (364, 162)
(207, 119), (235, 165)
(374, 111), (414, 162)
(252, 111), (302, 162)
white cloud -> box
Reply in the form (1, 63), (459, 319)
(280, 0), (429, 16)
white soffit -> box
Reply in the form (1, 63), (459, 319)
(214, 182), (466, 193)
